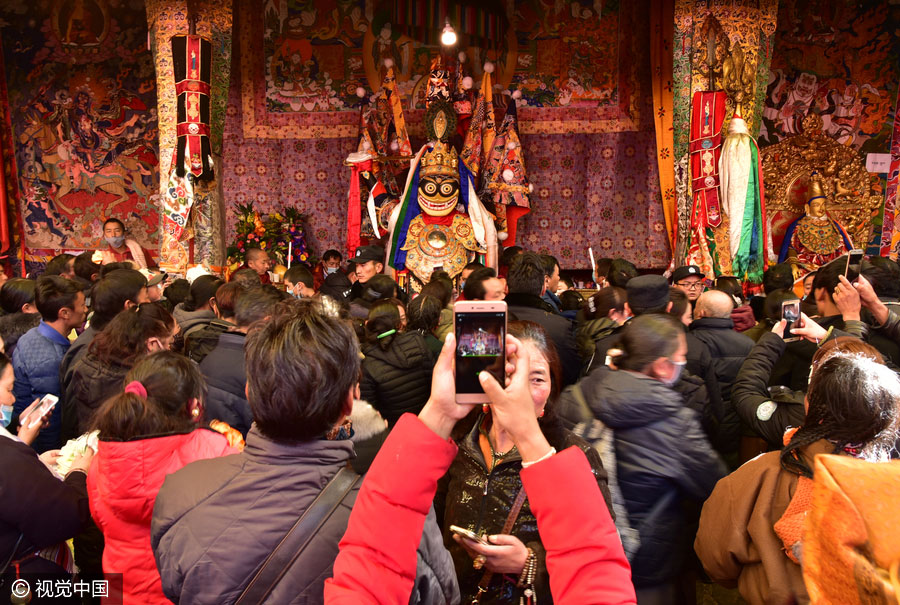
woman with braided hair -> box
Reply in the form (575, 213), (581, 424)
(695, 337), (900, 605)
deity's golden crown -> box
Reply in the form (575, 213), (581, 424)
(420, 141), (458, 178)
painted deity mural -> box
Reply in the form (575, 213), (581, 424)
(758, 0), (900, 256)
(759, 0), (900, 154)
(0, 0), (159, 255)
(231, 0), (668, 268)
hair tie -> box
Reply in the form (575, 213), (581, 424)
(124, 381), (147, 399)
(377, 329), (396, 340)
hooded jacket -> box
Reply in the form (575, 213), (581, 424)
(172, 304), (217, 340)
(576, 317), (620, 373)
(576, 366), (727, 586)
(360, 331), (436, 426)
(184, 318), (235, 363)
(87, 429), (235, 603)
(150, 426), (458, 605)
(695, 440), (835, 605)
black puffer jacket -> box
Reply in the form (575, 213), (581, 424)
(436, 414), (611, 604)
(689, 317), (755, 456)
(360, 331), (436, 426)
(731, 332), (806, 449)
(200, 332), (252, 437)
(578, 366), (726, 587)
(65, 350), (131, 436)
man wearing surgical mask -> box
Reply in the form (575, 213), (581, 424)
(284, 265), (315, 299)
(98, 218), (157, 270)
(313, 249), (344, 290)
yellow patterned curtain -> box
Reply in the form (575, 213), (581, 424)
(650, 0), (676, 254)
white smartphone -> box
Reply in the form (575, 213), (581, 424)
(846, 249), (864, 280)
(449, 525), (489, 545)
(27, 394), (59, 429)
(454, 300), (507, 405)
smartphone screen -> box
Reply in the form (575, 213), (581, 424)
(782, 300), (801, 336)
(847, 249), (864, 280)
(454, 311), (506, 395)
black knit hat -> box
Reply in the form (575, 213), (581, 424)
(626, 274), (670, 310)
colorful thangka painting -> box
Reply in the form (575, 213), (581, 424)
(759, 0), (900, 155)
(263, 0), (369, 112)
(0, 0), (159, 251)
(510, 0), (616, 108)
(259, 0), (625, 114)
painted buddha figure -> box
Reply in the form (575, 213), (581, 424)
(400, 101), (485, 288)
(778, 173), (852, 274)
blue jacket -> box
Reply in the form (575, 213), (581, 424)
(12, 322), (71, 452)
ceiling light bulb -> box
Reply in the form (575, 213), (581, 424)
(441, 22), (457, 46)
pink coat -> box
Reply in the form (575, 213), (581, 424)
(325, 413), (636, 604)
(88, 429), (236, 603)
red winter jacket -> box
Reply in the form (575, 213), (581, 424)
(325, 413), (636, 604)
(87, 429), (236, 603)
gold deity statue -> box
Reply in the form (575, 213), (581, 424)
(778, 173), (853, 277)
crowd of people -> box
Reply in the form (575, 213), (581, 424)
(1, 231), (900, 605)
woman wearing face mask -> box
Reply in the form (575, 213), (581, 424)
(0, 351), (94, 585)
(573, 313), (726, 603)
(96, 218), (157, 269)
(87, 352), (236, 603)
(65, 303), (178, 438)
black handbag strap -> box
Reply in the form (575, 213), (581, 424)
(236, 466), (359, 605)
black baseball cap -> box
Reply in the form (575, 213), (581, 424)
(347, 245), (385, 265)
(671, 265), (705, 283)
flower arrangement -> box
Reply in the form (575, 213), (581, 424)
(227, 204), (313, 267)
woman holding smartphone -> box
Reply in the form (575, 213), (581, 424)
(0, 351), (94, 585)
(435, 320), (612, 604)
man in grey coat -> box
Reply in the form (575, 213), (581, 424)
(151, 298), (458, 604)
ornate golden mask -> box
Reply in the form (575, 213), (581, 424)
(418, 172), (459, 217)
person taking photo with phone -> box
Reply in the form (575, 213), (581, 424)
(325, 328), (635, 604)
(436, 320), (613, 604)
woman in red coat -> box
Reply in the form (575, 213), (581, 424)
(87, 351), (236, 603)
(325, 333), (636, 604)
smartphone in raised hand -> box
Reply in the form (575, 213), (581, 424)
(846, 249), (864, 281)
(454, 300), (507, 405)
(782, 299), (803, 341)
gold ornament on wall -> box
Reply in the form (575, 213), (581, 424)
(760, 113), (882, 258)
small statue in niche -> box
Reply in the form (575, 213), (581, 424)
(778, 172), (853, 277)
